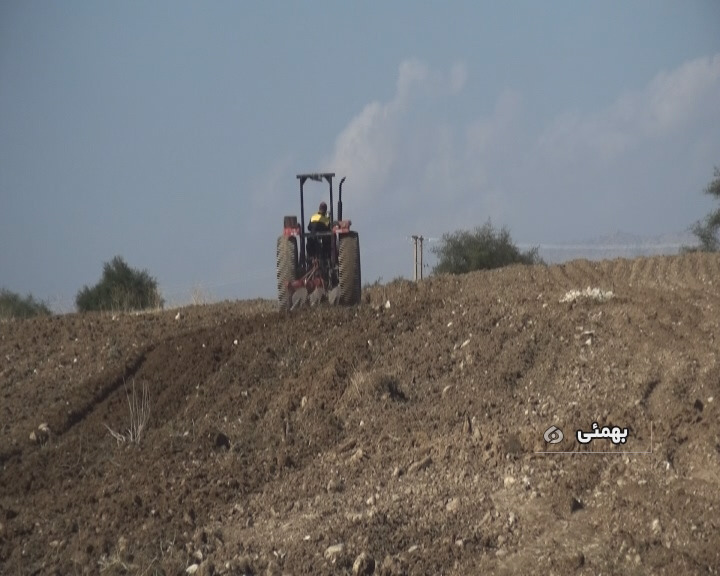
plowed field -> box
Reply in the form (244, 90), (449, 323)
(2, 254), (719, 575)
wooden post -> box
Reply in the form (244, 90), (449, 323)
(412, 235), (418, 282)
(419, 236), (424, 280)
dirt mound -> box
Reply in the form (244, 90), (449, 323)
(1, 254), (719, 575)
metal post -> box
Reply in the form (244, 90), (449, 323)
(327, 175), (335, 265)
(299, 176), (306, 266)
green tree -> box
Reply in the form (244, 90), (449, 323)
(687, 166), (720, 252)
(0, 288), (52, 319)
(432, 220), (542, 275)
(76, 256), (163, 312)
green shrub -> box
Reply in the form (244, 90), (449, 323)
(685, 165), (720, 253)
(0, 289), (52, 319)
(432, 220), (543, 275)
(76, 256), (164, 312)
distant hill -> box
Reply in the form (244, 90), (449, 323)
(520, 230), (698, 263)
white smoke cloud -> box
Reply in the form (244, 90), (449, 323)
(538, 53), (720, 165)
(644, 53), (720, 135)
(316, 52), (720, 278)
(321, 60), (468, 208)
(449, 62), (468, 95)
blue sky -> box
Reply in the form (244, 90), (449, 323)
(1, 1), (719, 309)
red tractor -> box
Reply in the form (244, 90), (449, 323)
(276, 173), (361, 309)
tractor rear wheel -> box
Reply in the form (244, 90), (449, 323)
(276, 235), (298, 310)
(338, 232), (361, 305)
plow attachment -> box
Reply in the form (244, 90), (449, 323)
(286, 260), (340, 309)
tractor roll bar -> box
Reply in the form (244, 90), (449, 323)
(338, 177), (346, 221)
(297, 173), (335, 265)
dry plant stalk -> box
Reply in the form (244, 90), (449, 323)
(104, 379), (151, 445)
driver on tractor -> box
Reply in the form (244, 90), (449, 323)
(308, 201), (331, 258)
(309, 201), (330, 231)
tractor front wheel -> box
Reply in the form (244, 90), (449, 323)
(276, 235), (298, 310)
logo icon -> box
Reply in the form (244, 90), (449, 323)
(544, 425), (564, 444)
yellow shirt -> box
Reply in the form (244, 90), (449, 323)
(310, 212), (330, 227)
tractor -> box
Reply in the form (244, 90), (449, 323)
(276, 173), (361, 309)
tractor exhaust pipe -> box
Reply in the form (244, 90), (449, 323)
(338, 177), (346, 221)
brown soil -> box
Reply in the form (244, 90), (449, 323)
(1, 254), (719, 575)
